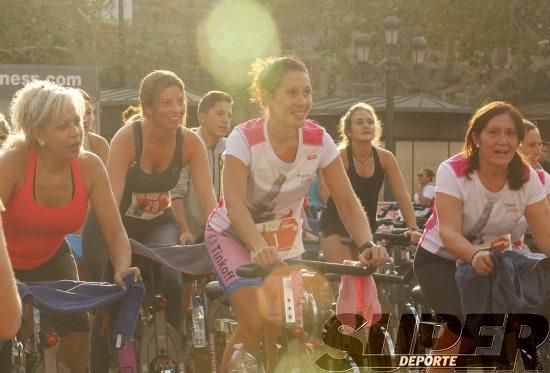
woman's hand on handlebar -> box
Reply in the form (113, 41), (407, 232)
(358, 244), (389, 268)
(404, 229), (422, 245)
(254, 246), (285, 269)
(179, 230), (195, 245)
(471, 250), (494, 276)
(114, 266), (142, 289)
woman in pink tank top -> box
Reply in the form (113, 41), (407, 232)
(0, 80), (140, 373)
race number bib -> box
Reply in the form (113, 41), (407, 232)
(253, 217), (305, 260)
(125, 192), (171, 220)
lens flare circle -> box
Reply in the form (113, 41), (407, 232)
(198, 0), (281, 88)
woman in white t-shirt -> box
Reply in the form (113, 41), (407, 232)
(413, 101), (550, 340)
(205, 56), (388, 371)
(413, 168), (435, 217)
(511, 120), (550, 249)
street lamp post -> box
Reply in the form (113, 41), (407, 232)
(354, 17), (427, 200)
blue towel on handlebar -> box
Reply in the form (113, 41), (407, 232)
(455, 250), (550, 316)
(17, 274), (145, 349)
(130, 239), (212, 275)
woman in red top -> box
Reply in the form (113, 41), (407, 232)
(0, 80), (140, 373)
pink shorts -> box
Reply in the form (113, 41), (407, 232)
(205, 228), (302, 321)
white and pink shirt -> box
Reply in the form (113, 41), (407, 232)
(510, 168), (550, 249)
(420, 153), (546, 260)
(207, 118), (339, 237)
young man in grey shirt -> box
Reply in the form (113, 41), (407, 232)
(171, 91), (232, 244)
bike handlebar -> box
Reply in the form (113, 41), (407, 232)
(372, 273), (406, 284)
(340, 230), (412, 247)
(236, 259), (376, 279)
(373, 232), (411, 245)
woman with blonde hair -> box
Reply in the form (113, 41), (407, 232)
(78, 90), (109, 164)
(319, 102), (420, 264)
(0, 113), (10, 149)
(0, 80), (139, 372)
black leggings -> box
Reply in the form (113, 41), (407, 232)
(82, 209), (182, 327)
(413, 246), (463, 333)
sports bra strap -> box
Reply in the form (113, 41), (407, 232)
(132, 122), (143, 164)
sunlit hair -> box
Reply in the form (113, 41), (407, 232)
(0, 113), (10, 136)
(420, 168), (435, 181)
(463, 101), (527, 190)
(127, 70), (187, 124)
(3, 80), (84, 152)
(249, 56), (309, 113)
(121, 105), (141, 125)
(523, 119), (538, 133)
(78, 89), (95, 104)
(198, 91), (233, 115)
(337, 103), (382, 148)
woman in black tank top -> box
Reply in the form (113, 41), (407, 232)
(319, 103), (421, 264)
(83, 71), (217, 371)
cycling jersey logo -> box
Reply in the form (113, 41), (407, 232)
(297, 172), (312, 183)
(504, 203), (518, 213)
(307, 154), (317, 160)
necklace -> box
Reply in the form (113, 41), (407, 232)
(353, 147), (374, 164)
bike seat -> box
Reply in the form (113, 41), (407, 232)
(205, 281), (224, 301)
(411, 285), (424, 304)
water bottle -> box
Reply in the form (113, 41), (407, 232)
(228, 343), (259, 372)
(191, 296), (206, 348)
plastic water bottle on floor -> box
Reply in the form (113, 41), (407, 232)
(191, 296), (206, 348)
(229, 343), (259, 372)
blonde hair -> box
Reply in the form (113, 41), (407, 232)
(337, 103), (382, 148)
(129, 70), (186, 123)
(3, 80), (84, 152)
(0, 113), (10, 135)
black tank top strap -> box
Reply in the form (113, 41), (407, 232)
(171, 126), (184, 168)
(372, 146), (383, 176)
(132, 122), (143, 164)
(346, 145), (357, 176)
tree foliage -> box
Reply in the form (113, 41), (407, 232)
(0, 0), (548, 105)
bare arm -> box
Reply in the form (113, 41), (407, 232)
(223, 156), (268, 251)
(172, 198), (194, 244)
(322, 157), (387, 267)
(182, 129), (216, 226)
(86, 154), (139, 286)
(381, 150), (418, 229)
(525, 198), (550, 255)
(435, 192), (472, 261)
(106, 127), (133, 207)
(223, 156), (283, 268)
(0, 213), (21, 340)
(88, 132), (110, 166)
(416, 186), (434, 206)
(171, 168), (194, 243)
(316, 169), (330, 205)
